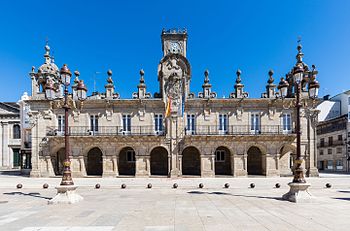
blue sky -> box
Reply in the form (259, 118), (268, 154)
(0, 0), (349, 101)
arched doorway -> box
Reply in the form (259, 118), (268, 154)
(87, 147), (103, 176)
(150, 147), (169, 176)
(118, 147), (136, 176)
(247, 146), (264, 175)
(182, 146), (201, 176)
(279, 145), (295, 176)
(54, 148), (65, 176)
(215, 146), (232, 175)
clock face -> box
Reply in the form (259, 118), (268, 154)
(170, 42), (181, 54)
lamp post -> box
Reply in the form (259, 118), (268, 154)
(46, 64), (87, 204)
(278, 47), (320, 202)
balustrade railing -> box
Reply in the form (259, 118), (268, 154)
(46, 126), (165, 136)
(185, 125), (294, 135)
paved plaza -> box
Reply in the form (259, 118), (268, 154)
(0, 174), (350, 231)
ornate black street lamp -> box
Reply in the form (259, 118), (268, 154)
(45, 64), (87, 204)
(278, 44), (320, 202)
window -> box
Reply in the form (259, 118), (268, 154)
(57, 115), (65, 135)
(219, 114), (228, 133)
(336, 159), (343, 170)
(13, 124), (21, 139)
(338, 135), (343, 141)
(320, 149), (324, 155)
(320, 138), (325, 147)
(282, 113), (292, 133)
(328, 148), (332, 155)
(327, 160), (333, 170)
(154, 114), (163, 134)
(215, 150), (225, 162)
(336, 147), (342, 154)
(13, 148), (20, 167)
(122, 115), (131, 133)
(126, 150), (135, 162)
(328, 136), (333, 146)
(186, 114), (196, 134)
(90, 115), (99, 132)
(250, 113), (260, 133)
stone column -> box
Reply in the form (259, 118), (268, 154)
(112, 156), (118, 177)
(30, 121), (41, 177)
(135, 148), (149, 177)
(265, 153), (279, 177)
(1, 122), (9, 168)
(201, 154), (215, 177)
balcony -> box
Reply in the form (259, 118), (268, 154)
(46, 126), (165, 137)
(185, 125), (294, 136)
(317, 140), (344, 148)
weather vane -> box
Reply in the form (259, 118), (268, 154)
(297, 36), (302, 45)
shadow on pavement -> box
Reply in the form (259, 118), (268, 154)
(187, 191), (283, 201)
(333, 198), (350, 201)
(3, 191), (52, 200)
(338, 190), (350, 193)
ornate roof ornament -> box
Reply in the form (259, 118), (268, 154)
(198, 69), (216, 98)
(133, 69), (151, 99)
(230, 69), (248, 98)
(267, 69), (274, 84)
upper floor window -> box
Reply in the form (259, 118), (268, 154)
(122, 115), (131, 133)
(250, 113), (260, 133)
(336, 147), (342, 154)
(219, 114), (228, 133)
(328, 136), (333, 146)
(187, 114), (196, 134)
(282, 113), (292, 133)
(13, 124), (21, 139)
(57, 115), (65, 134)
(319, 149), (324, 155)
(320, 138), (325, 147)
(328, 148), (332, 155)
(154, 114), (163, 134)
(338, 134), (343, 141)
(90, 115), (99, 132)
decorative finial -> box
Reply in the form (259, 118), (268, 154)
(31, 66), (35, 73)
(268, 69), (274, 84)
(139, 69), (145, 83)
(106, 69), (113, 84)
(73, 70), (80, 84)
(107, 69), (112, 77)
(236, 69), (242, 84)
(204, 69), (209, 83)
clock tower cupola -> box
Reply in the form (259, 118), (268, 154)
(161, 28), (188, 57)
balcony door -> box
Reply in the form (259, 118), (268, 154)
(219, 114), (228, 134)
(250, 113), (260, 134)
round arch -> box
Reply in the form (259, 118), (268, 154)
(86, 147), (103, 176)
(118, 147), (136, 176)
(247, 146), (264, 175)
(182, 146), (201, 176)
(214, 146), (232, 176)
(53, 147), (65, 176)
(150, 146), (169, 176)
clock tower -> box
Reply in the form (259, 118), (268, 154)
(161, 28), (188, 57)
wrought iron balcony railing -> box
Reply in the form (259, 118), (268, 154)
(185, 125), (294, 136)
(46, 126), (165, 137)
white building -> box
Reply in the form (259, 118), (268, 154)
(316, 91), (350, 172)
(0, 102), (21, 170)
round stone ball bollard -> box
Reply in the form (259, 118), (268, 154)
(275, 183), (280, 188)
(199, 183), (204, 188)
(121, 184), (126, 189)
(16, 183), (23, 189)
(250, 183), (255, 188)
(147, 183), (152, 189)
(173, 183), (178, 189)
(43, 183), (49, 189)
(95, 184), (101, 189)
(326, 183), (332, 188)
(224, 183), (230, 188)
